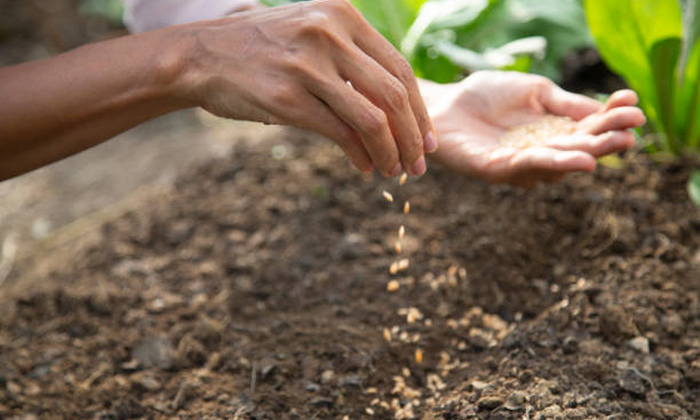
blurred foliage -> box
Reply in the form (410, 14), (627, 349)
(261, 0), (593, 82)
(79, 0), (124, 24)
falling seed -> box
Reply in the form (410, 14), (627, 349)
(395, 242), (402, 254)
(366, 407), (375, 416)
(383, 328), (392, 342)
(404, 201), (410, 214)
(399, 173), (408, 186)
(415, 349), (424, 364)
(402, 367), (411, 377)
(387, 280), (400, 292)
(389, 262), (399, 275)
(397, 258), (410, 271)
(398, 225), (405, 239)
(382, 190), (394, 203)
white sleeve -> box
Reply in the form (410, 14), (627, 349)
(123, 0), (260, 33)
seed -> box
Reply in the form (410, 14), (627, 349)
(399, 172), (408, 186)
(383, 328), (392, 342)
(387, 280), (400, 292)
(395, 242), (402, 254)
(415, 349), (424, 364)
(404, 201), (410, 214)
(398, 225), (405, 239)
(397, 258), (409, 271)
(389, 262), (399, 275)
(402, 367), (411, 377)
(382, 190), (394, 203)
(366, 407), (375, 416)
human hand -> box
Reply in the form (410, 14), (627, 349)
(420, 71), (646, 187)
(183, 0), (436, 176)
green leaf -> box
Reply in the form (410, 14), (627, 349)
(649, 38), (682, 151)
(585, 0), (683, 137)
(688, 170), (700, 207)
(684, 42), (700, 147)
(401, 0), (495, 60)
(351, 0), (427, 48)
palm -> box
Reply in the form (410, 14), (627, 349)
(423, 71), (645, 187)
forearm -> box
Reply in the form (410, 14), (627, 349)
(0, 27), (196, 180)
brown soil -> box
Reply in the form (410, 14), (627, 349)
(1, 130), (699, 420)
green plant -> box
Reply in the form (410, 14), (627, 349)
(585, 0), (700, 205)
(586, 0), (700, 153)
(261, 0), (593, 82)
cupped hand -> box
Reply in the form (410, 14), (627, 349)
(420, 71), (646, 187)
(185, 0), (436, 176)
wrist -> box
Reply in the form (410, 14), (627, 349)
(147, 24), (206, 109)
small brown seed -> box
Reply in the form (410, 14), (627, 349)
(395, 242), (402, 254)
(404, 201), (410, 214)
(382, 190), (394, 203)
(389, 262), (399, 275)
(399, 173), (408, 186)
(387, 280), (400, 292)
(382, 328), (392, 342)
(415, 348), (424, 364)
(397, 258), (409, 271)
(398, 225), (405, 239)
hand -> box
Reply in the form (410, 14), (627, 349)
(184, 0), (436, 176)
(420, 71), (646, 187)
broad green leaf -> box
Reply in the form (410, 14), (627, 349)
(688, 170), (700, 207)
(585, 0), (683, 136)
(351, 0), (427, 48)
(649, 38), (682, 151)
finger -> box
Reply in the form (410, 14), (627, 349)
(545, 131), (635, 157)
(336, 48), (426, 176)
(309, 76), (401, 177)
(511, 147), (597, 176)
(578, 106), (646, 135)
(541, 82), (603, 120)
(350, 21), (436, 154)
(293, 93), (374, 172)
(601, 89), (639, 112)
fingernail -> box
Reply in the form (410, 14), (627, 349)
(424, 131), (438, 153)
(362, 162), (375, 173)
(411, 156), (426, 176)
(391, 162), (403, 177)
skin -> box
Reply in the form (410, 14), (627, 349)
(0, 0), (435, 181)
(421, 71), (646, 188)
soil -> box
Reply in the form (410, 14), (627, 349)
(1, 130), (699, 420)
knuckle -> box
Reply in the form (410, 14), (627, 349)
(323, 0), (352, 14)
(383, 78), (409, 111)
(360, 109), (388, 137)
(271, 84), (298, 107)
(299, 11), (332, 36)
(395, 59), (415, 85)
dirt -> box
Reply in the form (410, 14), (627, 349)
(1, 128), (699, 420)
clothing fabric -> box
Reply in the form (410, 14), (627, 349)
(123, 0), (259, 32)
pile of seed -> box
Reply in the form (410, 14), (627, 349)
(500, 115), (576, 149)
